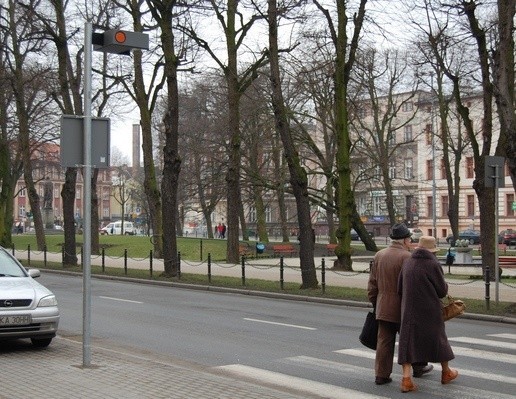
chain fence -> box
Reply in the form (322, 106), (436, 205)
(11, 243), (516, 296)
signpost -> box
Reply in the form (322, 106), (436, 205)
(484, 155), (505, 305)
(68, 22), (148, 368)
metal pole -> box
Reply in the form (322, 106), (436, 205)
(494, 164), (500, 304)
(431, 73), (437, 238)
(82, 21), (92, 367)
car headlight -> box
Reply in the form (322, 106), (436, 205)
(38, 295), (58, 307)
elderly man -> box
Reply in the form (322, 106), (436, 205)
(367, 223), (433, 385)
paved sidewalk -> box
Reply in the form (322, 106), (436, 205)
(0, 335), (311, 399)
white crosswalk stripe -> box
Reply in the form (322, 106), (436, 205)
(217, 332), (516, 399)
(216, 364), (391, 399)
(448, 336), (516, 350)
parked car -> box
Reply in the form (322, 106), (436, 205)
(350, 229), (374, 241)
(0, 246), (59, 347)
(100, 221), (135, 235)
(499, 229), (516, 245)
(409, 228), (423, 243)
(446, 229), (481, 245)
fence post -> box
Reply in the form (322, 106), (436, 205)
(61, 246), (64, 266)
(241, 256), (246, 286)
(177, 252), (181, 279)
(208, 253), (212, 284)
(12, 243), (15, 256)
(321, 258), (326, 294)
(28, 244), (30, 266)
(80, 246), (83, 270)
(200, 239), (203, 261)
(484, 265), (490, 310)
(44, 245), (47, 267)
(149, 250), (153, 278)
(124, 249), (128, 275)
(101, 248), (105, 273)
(280, 257), (284, 290)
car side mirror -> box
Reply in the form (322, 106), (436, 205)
(27, 268), (41, 278)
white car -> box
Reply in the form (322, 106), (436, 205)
(0, 246), (59, 347)
(100, 221), (135, 235)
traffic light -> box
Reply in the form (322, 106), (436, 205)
(92, 29), (149, 55)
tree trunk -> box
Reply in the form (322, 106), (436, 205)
(268, 0), (317, 288)
(148, 1), (181, 276)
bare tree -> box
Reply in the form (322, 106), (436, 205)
(268, 0), (318, 288)
(146, 0), (182, 276)
(492, 0), (515, 190)
(314, 0), (368, 271)
(183, 0), (269, 263)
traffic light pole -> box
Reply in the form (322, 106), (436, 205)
(82, 21), (93, 367)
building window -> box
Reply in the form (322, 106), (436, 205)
(441, 195), (449, 217)
(374, 166), (381, 180)
(103, 208), (109, 218)
(404, 125), (413, 141)
(76, 187), (81, 199)
(467, 195), (475, 217)
(466, 157), (474, 178)
(426, 159), (434, 180)
(389, 161), (396, 179)
(440, 159), (447, 180)
(402, 102), (413, 112)
(54, 186), (60, 198)
(507, 194), (515, 217)
(425, 124), (433, 145)
(404, 158), (413, 179)
(388, 132), (396, 146)
(265, 205), (272, 223)
(19, 206), (25, 217)
(19, 188), (26, 197)
(249, 207), (257, 223)
(427, 196), (433, 218)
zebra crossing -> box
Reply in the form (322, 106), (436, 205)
(216, 332), (516, 399)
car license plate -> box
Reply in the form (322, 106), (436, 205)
(0, 315), (32, 326)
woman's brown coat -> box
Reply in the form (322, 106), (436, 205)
(397, 248), (455, 364)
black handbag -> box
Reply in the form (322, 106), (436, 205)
(359, 310), (378, 350)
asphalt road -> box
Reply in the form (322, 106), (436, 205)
(38, 273), (516, 399)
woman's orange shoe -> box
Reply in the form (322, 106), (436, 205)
(441, 369), (458, 384)
(400, 377), (417, 393)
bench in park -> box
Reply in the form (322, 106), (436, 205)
(273, 244), (296, 257)
(499, 256), (516, 269)
(479, 243), (508, 254)
(326, 243), (338, 255)
(239, 243), (253, 257)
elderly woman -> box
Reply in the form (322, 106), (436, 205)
(397, 236), (458, 393)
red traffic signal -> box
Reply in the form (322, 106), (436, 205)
(92, 29), (149, 55)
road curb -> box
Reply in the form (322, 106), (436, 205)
(41, 268), (516, 324)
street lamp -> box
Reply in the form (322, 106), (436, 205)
(81, 23), (148, 367)
(428, 72), (437, 238)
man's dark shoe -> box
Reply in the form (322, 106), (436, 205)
(413, 364), (434, 378)
(375, 376), (393, 385)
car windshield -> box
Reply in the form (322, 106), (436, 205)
(0, 249), (26, 277)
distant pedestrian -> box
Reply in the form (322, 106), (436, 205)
(221, 223), (226, 239)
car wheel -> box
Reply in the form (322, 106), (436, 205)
(469, 238), (475, 245)
(31, 337), (52, 348)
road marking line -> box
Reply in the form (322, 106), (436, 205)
(487, 333), (516, 340)
(99, 296), (143, 304)
(243, 317), (316, 330)
(335, 349), (516, 384)
(449, 337), (516, 350)
(216, 364), (389, 399)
